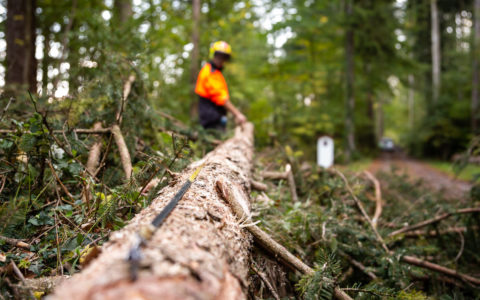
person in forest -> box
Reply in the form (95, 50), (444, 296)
(195, 41), (247, 130)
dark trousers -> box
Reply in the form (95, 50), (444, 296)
(198, 97), (227, 130)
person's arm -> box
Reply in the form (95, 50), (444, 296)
(224, 99), (247, 125)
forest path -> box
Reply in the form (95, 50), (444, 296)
(367, 153), (471, 200)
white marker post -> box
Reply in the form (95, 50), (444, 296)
(317, 136), (334, 168)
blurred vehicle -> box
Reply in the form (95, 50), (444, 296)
(379, 137), (395, 152)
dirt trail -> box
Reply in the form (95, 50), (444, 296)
(368, 153), (471, 200)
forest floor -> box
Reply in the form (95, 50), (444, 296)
(367, 152), (471, 200)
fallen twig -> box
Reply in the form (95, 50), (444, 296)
(0, 128), (112, 134)
(410, 272), (465, 288)
(363, 170), (382, 228)
(0, 175), (7, 196)
(402, 226), (475, 238)
(286, 164), (298, 202)
(111, 124), (132, 180)
(251, 180), (268, 192)
(251, 262), (280, 300)
(388, 207), (480, 237)
(262, 164), (298, 202)
(335, 169), (389, 253)
(10, 260), (35, 299)
(402, 255), (480, 286)
(0, 97), (14, 123)
(0, 235), (31, 249)
(158, 111), (189, 130)
(86, 122), (104, 174)
(337, 250), (377, 281)
(262, 170), (288, 180)
(116, 74), (136, 125)
(47, 160), (76, 204)
(453, 230), (465, 263)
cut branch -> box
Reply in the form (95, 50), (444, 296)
(286, 164), (298, 202)
(0, 97), (14, 123)
(363, 170), (382, 228)
(116, 75), (136, 125)
(47, 160), (75, 204)
(388, 207), (480, 237)
(338, 250), (377, 281)
(216, 178), (353, 300)
(335, 169), (389, 253)
(86, 122), (103, 175)
(402, 226), (476, 238)
(262, 164), (298, 202)
(111, 124), (132, 180)
(0, 128), (111, 134)
(251, 180), (268, 192)
(251, 262), (280, 300)
(402, 255), (480, 286)
(0, 235), (31, 249)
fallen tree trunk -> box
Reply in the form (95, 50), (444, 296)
(50, 124), (255, 300)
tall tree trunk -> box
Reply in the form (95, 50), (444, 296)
(345, 0), (356, 161)
(41, 25), (50, 97)
(408, 74), (415, 128)
(50, 124), (255, 300)
(114, 0), (132, 24)
(375, 100), (384, 143)
(431, 0), (441, 104)
(364, 62), (376, 148)
(5, 0), (37, 94)
(472, 0), (480, 134)
(190, 0), (201, 119)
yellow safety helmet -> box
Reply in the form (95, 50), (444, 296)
(209, 41), (232, 59)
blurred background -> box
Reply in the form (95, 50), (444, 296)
(0, 0), (478, 164)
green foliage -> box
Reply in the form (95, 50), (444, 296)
(253, 149), (480, 299)
(1, 0), (479, 297)
(297, 250), (341, 300)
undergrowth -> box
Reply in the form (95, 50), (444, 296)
(0, 94), (217, 298)
(251, 147), (480, 299)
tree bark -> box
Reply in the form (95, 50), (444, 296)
(375, 99), (384, 142)
(41, 23), (50, 97)
(431, 0), (441, 104)
(50, 124), (255, 300)
(472, 0), (480, 133)
(408, 74), (415, 128)
(6, 0), (37, 93)
(344, 0), (356, 161)
(114, 0), (132, 24)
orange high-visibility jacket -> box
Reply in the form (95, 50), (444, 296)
(195, 62), (229, 106)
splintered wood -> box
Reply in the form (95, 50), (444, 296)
(50, 124), (255, 300)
